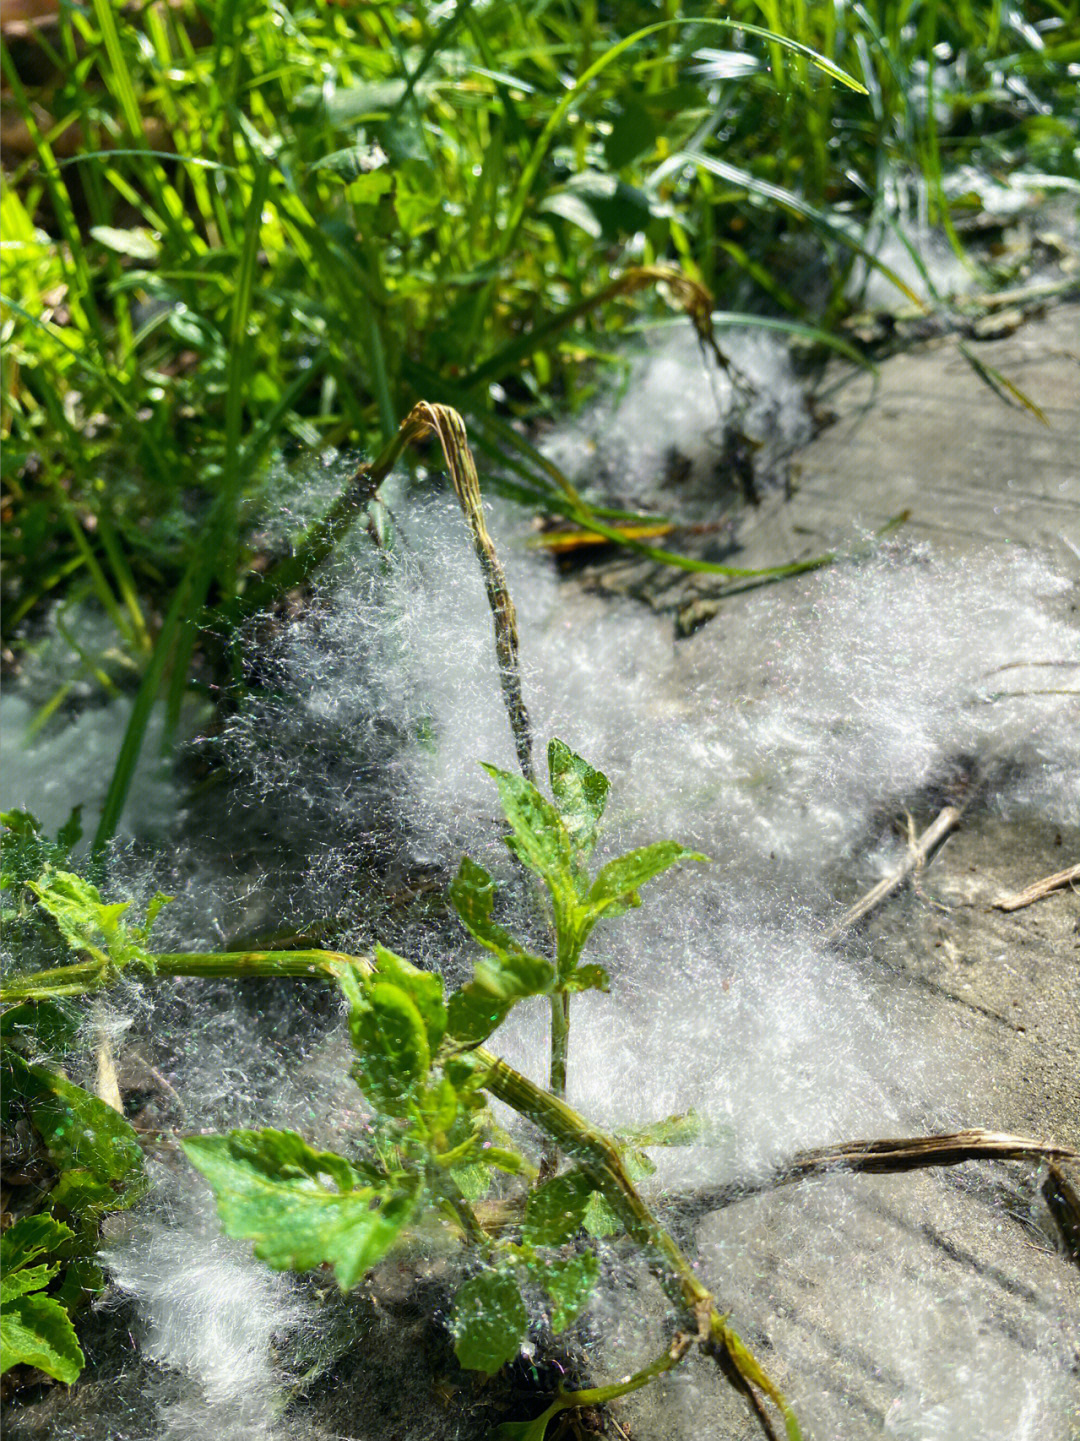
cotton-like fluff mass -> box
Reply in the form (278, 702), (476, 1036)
(4, 451), (1077, 1440)
(538, 323), (815, 516)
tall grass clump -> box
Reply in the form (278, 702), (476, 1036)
(1, 1), (1075, 842)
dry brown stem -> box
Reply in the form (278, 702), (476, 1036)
(993, 863), (1080, 912)
(829, 803), (964, 938)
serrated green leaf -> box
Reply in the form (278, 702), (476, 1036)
(562, 964), (610, 994)
(1, 1263), (59, 1303)
(583, 1190), (623, 1238)
(589, 842), (708, 912)
(7, 1054), (146, 1207)
(182, 1128), (418, 1291)
(481, 765), (579, 906)
(25, 870), (160, 975)
(350, 981), (430, 1113)
(0, 1292), (84, 1382)
(540, 1251), (599, 1333)
(452, 1270), (527, 1374)
(371, 945), (447, 1053)
(547, 739), (610, 864)
(522, 1170), (594, 1247)
(446, 905), (555, 1045)
(1, 1214), (75, 1273)
(446, 985), (512, 1046)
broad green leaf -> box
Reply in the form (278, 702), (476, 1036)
(1, 1263), (59, 1303)
(350, 982), (430, 1113)
(0, 1293), (83, 1382)
(182, 1129), (418, 1291)
(446, 986), (511, 1046)
(7, 1055), (147, 1208)
(589, 842), (708, 912)
(452, 1270), (527, 1374)
(522, 1170), (594, 1248)
(1, 1215), (74, 1272)
(370, 945), (446, 1053)
(447, 944), (555, 1045)
(49, 1170), (120, 1219)
(547, 739), (610, 864)
(540, 1251), (599, 1332)
(481, 765), (578, 907)
(0, 998), (79, 1054)
(562, 964), (610, 994)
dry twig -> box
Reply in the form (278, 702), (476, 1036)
(993, 863), (1080, 912)
(664, 1129), (1078, 1226)
(829, 803), (965, 938)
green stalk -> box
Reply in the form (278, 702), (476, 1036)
(549, 990), (570, 1099)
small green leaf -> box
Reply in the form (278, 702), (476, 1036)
(583, 1191), (623, 1239)
(452, 1270), (527, 1374)
(371, 945), (447, 1053)
(1, 1263), (59, 1303)
(350, 982), (430, 1112)
(7, 1055), (146, 1207)
(141, 892), (173, 937)
(540, 1251), (599, 1332)
(445, 861), (555, 1046)
(446, 985), (511, 1046)
(589, 842), (708, 912)
(547, 739), (610, 863)
(182, 1128), (417, 1291)
(496, 1413), (559, 1441)
(0, 1292), (84, 1382)
(522, 1170), (594, 1247)
(481, 765), (579, 906)
(1, 1215), (75, 1273)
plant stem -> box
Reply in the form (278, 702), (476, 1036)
(0, 950), (362, 1002)
(549, 991), (569, 1099)
(0, 948), (797, 1437)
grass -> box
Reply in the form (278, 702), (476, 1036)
(1, 0), (1077, 842)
